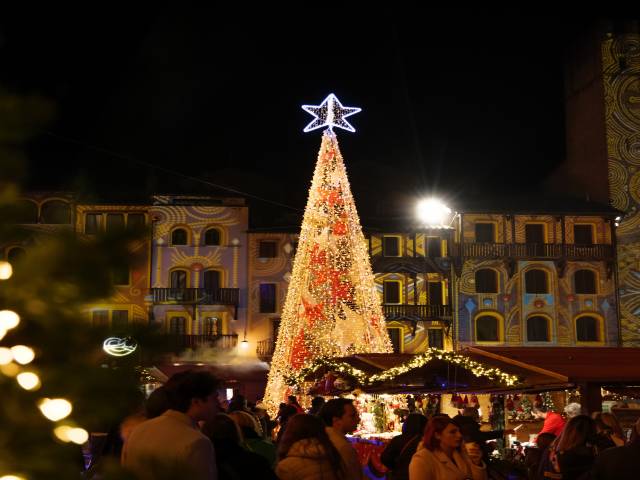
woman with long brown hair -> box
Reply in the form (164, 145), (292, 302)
(592, 412), (626, 449)
(276, 413), (346, 480)
(538, 415), (597, 480)
(409, 415), (487, 480)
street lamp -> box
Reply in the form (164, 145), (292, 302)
(416, 198), (453, 228)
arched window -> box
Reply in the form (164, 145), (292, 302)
(475, 269), (498, 293)
(574, 269), (596, 294)
(171, 228), (188, 246)
(476, 315), (499, 342)
(170, 269), (188, 289)
(203, 270), (221, 291)
(169, 316), (186, 335)
(7, 247), (26, 263)
(204, 228), (221, 246)
(576, 315), (600, 342)
(525, 269), (548, 294)
(40, 200), (71, 224)
(16, 200), (38, 224)
(527, 316), (550, 342)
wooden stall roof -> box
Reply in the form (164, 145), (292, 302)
(318, 351), (571, 394)
(468, 347), (640, 384)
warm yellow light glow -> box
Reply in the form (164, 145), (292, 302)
(39, 398), (72, 421)
(11, 345), (35, 365)
(240, 339), (249, 350)
(0, 310), (20, 330)
(17, 371), (41, 390)
(0, 261), (12, 280)
(54, 425), (89, 444)
(0, 328), (6, 341)
(68, 427), (89, 444)
(0, 347), (12, 365)
(416, 198), (452, 227)
(53, 425), (73, 442)
(0, 363), (19, 377)
(0, 475), (27, 480)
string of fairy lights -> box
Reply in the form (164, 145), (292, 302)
(0, 260), (87, 480)
(285, 347), (520, 388)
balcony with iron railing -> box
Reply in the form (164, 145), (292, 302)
(455, 243), (614, 260)
(256, 338), (276, 362)
(166, 333), (238, 351)
(383, 303), (452, 322)
(151, 288), (239, 306)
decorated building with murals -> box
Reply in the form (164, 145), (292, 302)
(454, 201), (619, 348)
(247, 229), (299, 363)
(367, 226), (455, 354)
(75, 201), (151, 330)
(147, 195), (247, 351)
(560, 21), (640, 346)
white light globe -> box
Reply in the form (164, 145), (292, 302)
(0, 310), (20, 330)
(68, 427), (89, 445)
(17, 372), (41, 390)
(11, 345), (35, 365)
(416, 198), (452, 227)
(0, 261), (13, 279)
(39, 398), (73, 421)
(0, 347), (12, 365)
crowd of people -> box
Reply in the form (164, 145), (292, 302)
(92, 370), (640, 479)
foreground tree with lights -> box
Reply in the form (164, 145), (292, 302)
(264, 94), (392, 411)
(0, 89), (142, 479)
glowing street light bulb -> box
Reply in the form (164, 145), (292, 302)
(11, 345), (35, 365)
(38, 398), (72, 421)
(416, 198), (452, 227)
(240, 339), (249, 350)
(16, 371), (41, 390)
(0, 475), (27, 480)
(0, 261), (12, 279)
(0, 310), (20, 330)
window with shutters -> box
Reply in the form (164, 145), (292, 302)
(475, 269), (498, 293)
(260, 284), (277, 313)
(475, 223), (495, 243)
(527, 316), (549, 342)
(574, 270), (596, 294)
(476, 315), (499, 342)
(525, 269), (548, 294)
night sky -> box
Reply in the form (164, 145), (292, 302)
(0, 12), (601, 224)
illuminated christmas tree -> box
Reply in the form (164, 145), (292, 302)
(264, 94), (392, 411)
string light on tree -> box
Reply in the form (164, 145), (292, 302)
(264, 94), (392, 412)
(302, 93), (362, 133)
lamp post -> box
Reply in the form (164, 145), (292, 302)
(415, 198), (458, 350)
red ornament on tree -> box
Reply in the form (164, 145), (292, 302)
(506, 395), (514, 411)
(533, 299), (545, 308)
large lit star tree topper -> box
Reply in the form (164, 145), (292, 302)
(264, 94), (392, 411)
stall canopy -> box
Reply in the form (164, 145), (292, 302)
(298, 349), (572, 396)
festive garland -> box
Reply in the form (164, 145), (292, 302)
(284, 348), (520, 388)
(284, 356), (368, 386)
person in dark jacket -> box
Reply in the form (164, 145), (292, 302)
(380, 413), (428, 480)
(202, 413), (277, 480)
(591, 418), (640, 480)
